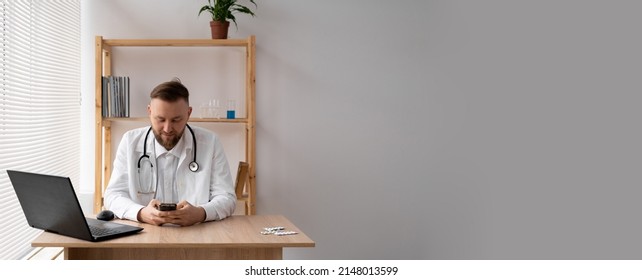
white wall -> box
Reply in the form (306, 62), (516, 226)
(81, 0), (642, 259)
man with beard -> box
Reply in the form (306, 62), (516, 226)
(104, 79), (236, 226)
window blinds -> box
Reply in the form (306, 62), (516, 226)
(0, 0), (80, 260)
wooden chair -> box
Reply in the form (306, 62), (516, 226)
(235, 162), (250, 215)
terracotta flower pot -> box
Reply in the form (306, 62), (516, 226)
(210, 21), (230, 39)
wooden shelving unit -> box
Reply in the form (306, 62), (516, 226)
(94, 35), (256, 215)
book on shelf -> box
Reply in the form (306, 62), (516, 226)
(101, 76), (130, 118)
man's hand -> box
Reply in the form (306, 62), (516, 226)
(137, 199), (167, 226)
(167, 200), (206, 226)
(136, 199), (206, 226)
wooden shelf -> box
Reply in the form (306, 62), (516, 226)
(102, 39), (250, 47)
(104, 117), (249, 123)
(95, 36), (256, 215)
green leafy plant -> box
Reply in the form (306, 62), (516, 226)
(198, 0), (257, 28)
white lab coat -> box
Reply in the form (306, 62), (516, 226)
(104, 125), (236, 222)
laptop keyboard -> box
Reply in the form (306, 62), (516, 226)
(89, 225), (121, 237)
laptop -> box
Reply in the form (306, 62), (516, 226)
(7, 170), (143, 242)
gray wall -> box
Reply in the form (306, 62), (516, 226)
(80, 0), (642, 259)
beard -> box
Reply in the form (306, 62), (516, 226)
(152, 128), (183, 151)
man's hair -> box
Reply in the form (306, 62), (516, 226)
(149, 79), (189, 104)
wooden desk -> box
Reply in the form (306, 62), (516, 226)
(31, 215), (315, 260)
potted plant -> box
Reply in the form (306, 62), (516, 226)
(198, 0), (257, 39)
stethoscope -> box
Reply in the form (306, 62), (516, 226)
(136, 124), (199, 196)
(138, 123), (199, 172)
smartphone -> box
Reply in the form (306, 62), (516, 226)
(158, 203), (177, 211)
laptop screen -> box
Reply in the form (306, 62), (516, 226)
(7, 170), (95, 240)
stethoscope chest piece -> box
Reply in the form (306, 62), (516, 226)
(189, 161), (199, 172)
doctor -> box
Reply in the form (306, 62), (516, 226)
(104, 79), (236, 226)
